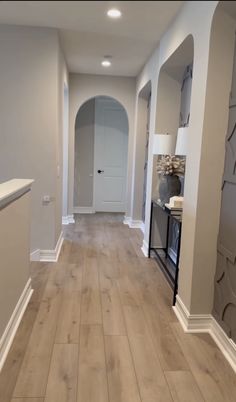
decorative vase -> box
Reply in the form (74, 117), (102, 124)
(158, 175), (181, 205)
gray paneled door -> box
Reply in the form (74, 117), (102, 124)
(213, 43), (236, 342)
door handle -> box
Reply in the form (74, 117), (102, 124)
(97, 169), (104, 174)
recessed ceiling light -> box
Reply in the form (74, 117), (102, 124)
(101, 60), (111, 67)
(107, 8), (122, 18)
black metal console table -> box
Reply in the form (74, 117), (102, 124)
(148, 200), (182, 305)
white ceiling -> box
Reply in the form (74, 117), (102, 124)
(0, 1), (184, 76)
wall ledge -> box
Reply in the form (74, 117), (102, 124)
(0, 278), (33, 372)
(0, 179), (34, 209)
(30, 231), (64, 262)
(173, 295), (236, 374)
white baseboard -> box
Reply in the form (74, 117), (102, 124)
(30, 231), (64, 262)
(123, 216), (131, 225)
(141, 239), (149, 257)
(173, 295), (236, 373)
(129, 219), (143, 229)
(40, 231), (64, 262)
(123, 217), (145, 233)
(73, 207), (95, 214)
(0, 278), (33, 372)
(30, 249), (40, 261)
(62, 214), (75, 225)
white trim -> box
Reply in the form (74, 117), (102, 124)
(73, 207), (95, 214)
(173, 295), (236, 373)
(62, 84), (69, 219)
(30, 232), (64, 262)
(30, 249), (40, 261)
(0, 278), (33, 372)
(129, 219), (143, 229)
(40, 231), (64, 262)
(62, 214), (75, 225)
(141, 239), (149, 257)
(0, 179), (34, 209)
(140, 221), (145, 234)
(123, 216), (131, 225)
(123, 217), (145, 233)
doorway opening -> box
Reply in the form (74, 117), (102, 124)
(73, 96), (129, 213)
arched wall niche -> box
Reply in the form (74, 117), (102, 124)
(150, 35), (194, 252)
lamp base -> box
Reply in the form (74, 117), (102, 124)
(158, 175), (181, 204)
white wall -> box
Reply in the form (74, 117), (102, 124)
(0, 190), (31, 343)
(131, 96), (148, 221)
(68, 73), (136, 217)
(133, 1), (227, 315)
(0, 25), (67, 253)
(189, 8), (235, 313)
(56, 43), (69, 243)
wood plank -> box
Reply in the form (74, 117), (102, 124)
(58, 239), (72, 262)
(11, 399), (44, 402)
(13, 289), (61, 397)
(171, 322), (236, 401)
(123, 305), (148, 336)
(3, 213), (236, 402)
(129, 335), (173, 402)
(44, 344), (78, 402)
(142, 301), (189, 371)
(99, 257), (126, 335)
(55, 291), (81, 344)
(117, 272), (141, 307)
(165, 371), (204, 402)
(68, 243), (86, 265)
(64, 263), (83, 292)
(105, 335), (141, 402)
(77, 325), (109, 402)
(0, 293), (40, 402)
(80, 257), (102, 325)
(117, 238), (139, 262)
(123, 304), (172, 401)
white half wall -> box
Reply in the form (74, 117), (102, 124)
(0, 25), (68, 253)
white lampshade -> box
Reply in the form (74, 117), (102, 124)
(175, 127), (188, 156)
(152, 133), (176, 155)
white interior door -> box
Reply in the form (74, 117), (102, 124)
(94, 98), (128, 212)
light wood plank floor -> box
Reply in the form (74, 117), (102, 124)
(0, 213), (236, 402)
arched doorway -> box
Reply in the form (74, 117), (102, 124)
(74, 96), (129, 213)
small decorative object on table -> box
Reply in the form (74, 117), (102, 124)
(157, 155), (185, 205)
(165, 195), (184, 209)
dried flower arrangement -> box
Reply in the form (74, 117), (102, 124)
(156, 155), (185, 176)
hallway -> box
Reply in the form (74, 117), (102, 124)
(0, 213), (235, 402)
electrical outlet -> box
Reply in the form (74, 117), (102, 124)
(42, 195), (51, 205)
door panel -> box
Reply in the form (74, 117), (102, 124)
(94, 99), (128, 212)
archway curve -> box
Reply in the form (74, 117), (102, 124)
(155, 33), (194, 134)
(74, 95), (129, 131)
(73, 95), (129, 213)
